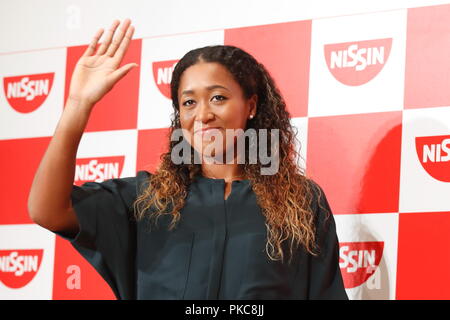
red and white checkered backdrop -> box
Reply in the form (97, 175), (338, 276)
(1, 2), (450, 300)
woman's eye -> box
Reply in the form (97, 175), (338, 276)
(182, 100), (194, 107)
(212, 95), (227, 102)
(182, 96), (226, 107)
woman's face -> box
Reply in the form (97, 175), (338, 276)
(178, 61), (257, 162)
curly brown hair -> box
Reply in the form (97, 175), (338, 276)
(133, 45), (325, 264)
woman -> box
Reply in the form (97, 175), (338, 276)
(28, 19), (348, 300)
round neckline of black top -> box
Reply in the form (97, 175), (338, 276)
(196, 174), (250, 184)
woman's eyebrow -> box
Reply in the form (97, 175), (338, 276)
(181, 85), (230, 96)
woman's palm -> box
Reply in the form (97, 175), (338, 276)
(68, 19), (138, 105)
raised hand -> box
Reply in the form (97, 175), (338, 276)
(67, 18), (138, 107)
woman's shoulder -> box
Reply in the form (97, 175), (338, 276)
(111, 170), (152, 189)
(135, 170), (152, 184)
(72, 170), (153, 206)
(119, 170), (152, 199)
(304, 178), (329, 208)
(134, 170), (153, 194)
(304, 177), (334, 229)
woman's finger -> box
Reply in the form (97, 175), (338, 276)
(106, 18), (131, 58)
(112, 25), (135, 65)
(96, 20), (120, 56)
(82, 28), (104, 58)
(107, 62), (138, 85)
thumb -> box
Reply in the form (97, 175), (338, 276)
(108, 63), (139, 84)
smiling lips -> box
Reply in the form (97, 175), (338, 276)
(194, 127), (221, 136)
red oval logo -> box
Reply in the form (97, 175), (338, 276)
(339, 241), (384, 289)
(3, 73), (54, 113)
(152, 60), (178, 99)
(415, 135), (450, 182)
(324, 39), (392, 86)
(0, 249), (44, 289)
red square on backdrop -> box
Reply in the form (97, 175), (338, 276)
(306, 111), (402, 214)
(396, 211), (450, 299)
(225, 20), (311, 118)
(0, 137), (51, 224)
(64, 39), (141, 132)
(136, 128), (170, 173)
(52, 236), (115, 300)
(404, 4), (450, 109)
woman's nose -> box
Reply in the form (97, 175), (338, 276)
(195, 101), (214, 122)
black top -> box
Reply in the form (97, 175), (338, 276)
(53, 170), (348, 300)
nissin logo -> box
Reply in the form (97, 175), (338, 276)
(339, 241), (384, 289)
(0, 249), (44, 289)
(3, 73), (54, 113)
(324, 38), (392, 86)
(152, 60), (178, 99)
(74, 156), (125, 185)
(416, 135), (450, 182)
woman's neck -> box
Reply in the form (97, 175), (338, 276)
(200, 163), (245, 181)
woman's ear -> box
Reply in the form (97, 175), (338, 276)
(248, 94), (258, 117)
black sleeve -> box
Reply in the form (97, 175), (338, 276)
(52, 170), (151, 300)
(307, 180), (348, 300)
